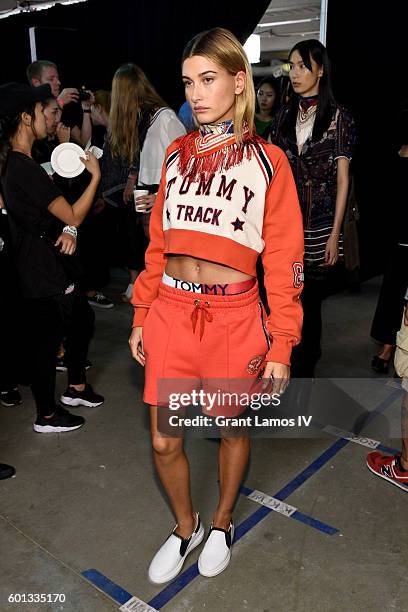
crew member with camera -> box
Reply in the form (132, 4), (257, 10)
(27, 60), (94, 148)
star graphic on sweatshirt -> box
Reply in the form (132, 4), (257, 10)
(166, 208), (170, 220)
(231, 217), (245, 231)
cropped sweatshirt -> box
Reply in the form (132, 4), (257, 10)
(131, 121), (304, 366)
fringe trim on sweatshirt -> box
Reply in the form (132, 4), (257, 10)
(177, 132), (263, 183)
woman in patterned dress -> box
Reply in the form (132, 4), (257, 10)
(271, 39), (356, 376)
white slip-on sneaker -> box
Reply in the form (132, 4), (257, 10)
(148, 512), (204, 584)
(198, 522), (235, 577)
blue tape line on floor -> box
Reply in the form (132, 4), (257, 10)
(365, 388), (402, 419)
(377, 444), (400, 455)
(233, 437), (348, 544)
(148, 564), (199, 610)
(291, 511), (338, 535)
(84, 389), (401, 610)
(239, 484), (339, 535)
(149, 437), (348, 609)
(82, 569), (132, 605)
(149, 391), (401, 609)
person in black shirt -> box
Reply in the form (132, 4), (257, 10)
(0, 82), (104, 433)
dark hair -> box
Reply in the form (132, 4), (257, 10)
(281, 39), (336, 141)
(26, 60), (57, 84)
(256, 76), (280, 115)
(43, 95), (58, 108)
(0, 104), (37, 176)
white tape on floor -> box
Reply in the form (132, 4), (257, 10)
(324, 425), (380, 449)
(247, 489), (297, 517)
(119, 597), (158, 612)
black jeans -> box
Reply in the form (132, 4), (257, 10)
(25, 291), (95, 416)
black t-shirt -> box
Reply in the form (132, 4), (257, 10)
(32, 136), (60, 164)
(2, 152), (68, 298)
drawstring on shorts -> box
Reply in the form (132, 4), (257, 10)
(191, 299), (213, 340)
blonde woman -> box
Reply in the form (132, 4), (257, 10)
(101, 64), (185, 300)
(129, 28), (304, 581)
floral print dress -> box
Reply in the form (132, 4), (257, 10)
(271, 103), (356, 268)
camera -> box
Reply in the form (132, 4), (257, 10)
(78, 86), (91, 102)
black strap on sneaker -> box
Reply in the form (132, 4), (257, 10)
(171, 530), (193, 557)
(208, 524), (233, 548)
(171, 513), (200, 556)
(194, 514), (201, 533)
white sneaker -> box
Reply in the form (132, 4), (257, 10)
(148, 512), (204, 584)
(198, 522), (235, 577)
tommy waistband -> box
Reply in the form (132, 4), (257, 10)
(162, 271), (256, 296)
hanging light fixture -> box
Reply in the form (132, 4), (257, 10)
(244, 34), (261, 64)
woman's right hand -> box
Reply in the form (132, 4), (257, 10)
(129, 326), (145, 366)
(79, 151), (101, 180)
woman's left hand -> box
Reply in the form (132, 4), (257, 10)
(323, 233), (339, 266)
(55, 232), (77, 255)
(135, 193), (156, 214)
(262, 361), (290, 395)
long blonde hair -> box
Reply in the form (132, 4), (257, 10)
(109, 63), (167, 165)
(182, 28), (255, 144)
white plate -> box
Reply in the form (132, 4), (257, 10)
(51, 142), (85, 178)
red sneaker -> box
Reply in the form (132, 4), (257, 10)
(366, 452), (408, 492)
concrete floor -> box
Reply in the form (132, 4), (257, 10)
(0, 274), (407, 612)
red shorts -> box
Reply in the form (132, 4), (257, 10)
(142, 281), (270, 416)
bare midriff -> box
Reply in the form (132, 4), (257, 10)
(165, 254), (253, 284)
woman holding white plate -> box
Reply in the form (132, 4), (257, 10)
(0, 82), (104, 433)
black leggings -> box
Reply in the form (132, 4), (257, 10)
(291, 275), (325, 378)
(25, 292), (95, 416)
